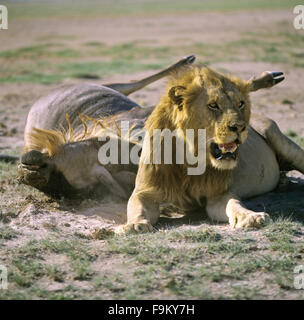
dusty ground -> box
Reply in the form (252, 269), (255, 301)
(0, 0), (304, 300)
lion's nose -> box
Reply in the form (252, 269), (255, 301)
(228, 123), (246, 133)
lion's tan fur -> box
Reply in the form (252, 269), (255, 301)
(136, 66), (251, 208)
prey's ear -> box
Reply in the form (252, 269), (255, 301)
(168, 86), (186, 110)
(247, 71), (285, 92)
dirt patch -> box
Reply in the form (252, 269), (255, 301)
(1, 3), (304, 299)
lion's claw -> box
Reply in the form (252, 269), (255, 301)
(115, 220), (153, 234)
(230, 212), (271, 229)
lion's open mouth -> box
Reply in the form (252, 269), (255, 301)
(210, 140), (240, 160)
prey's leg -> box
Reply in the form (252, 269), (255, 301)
(251, 116), (304, 173)
(104, 55), (195, 96)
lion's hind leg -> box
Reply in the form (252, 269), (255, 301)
(251, 116), (304, 174)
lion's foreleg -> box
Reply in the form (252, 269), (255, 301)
(116, 189), (160, 234)
(206, 193), (270, 228)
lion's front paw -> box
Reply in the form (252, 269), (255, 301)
(230, 212), (271, 229)
(115, 220), (153, 234)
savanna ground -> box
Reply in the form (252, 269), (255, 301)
(1, 0), (304, 300)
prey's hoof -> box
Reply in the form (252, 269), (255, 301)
(230, 212), (271, 229)
(267, 71), (285, 85)
(261, 71), (285, 87)
(115, 220), (153, 234)
(183, 55), (196, 64)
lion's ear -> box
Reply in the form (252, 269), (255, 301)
(168, 86), (186, 110)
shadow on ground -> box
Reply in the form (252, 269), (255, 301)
(157, 170), (304, 230)
(245, 171), (304, 224)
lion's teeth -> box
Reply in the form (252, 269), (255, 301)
(218, 142), (237, 153)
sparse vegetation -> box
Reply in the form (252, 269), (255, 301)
(1, 217), (303, 299)
(1, 0), (304, 300)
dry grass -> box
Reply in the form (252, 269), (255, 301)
(1, 0), (304, 300)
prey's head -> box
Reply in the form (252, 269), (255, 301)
(19, 126), (135, 199)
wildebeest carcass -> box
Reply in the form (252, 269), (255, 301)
(18, 55), (196, 199)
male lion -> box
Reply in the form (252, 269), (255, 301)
(118, 64), (304, 233)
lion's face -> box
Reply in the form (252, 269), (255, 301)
(192, 82), (250, 170)
(167, 67), (251, 171)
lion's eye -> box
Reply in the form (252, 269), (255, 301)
(208, 102), (219, 111)
(239, 101), (245, 109)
